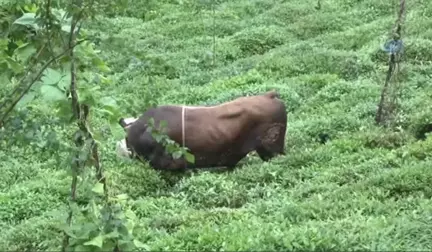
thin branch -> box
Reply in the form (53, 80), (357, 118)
(375, 53), (398, 124)
(375, 0), (406, 126)
(61, 11), (83, 251)
(45, 0), (58, 64)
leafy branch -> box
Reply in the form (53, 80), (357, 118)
(0, 38), (87, 125)
(146, 118), (195, 164)
(1, 0), (147, 251)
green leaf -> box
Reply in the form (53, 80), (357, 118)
(84, 234), (104, 248)
(92, 182), (104, 195)
(148, 118), (155, 125)
(13, 13), (36, 26)
(23, 3), (38, 13)
(153, 133), (163, 143)
(61, 24), (71, 33)
(133, 239), (150, 250)
(74, 245), (91, 251)
(56, 99), (74, 121)
(144, 128), (151, 135)
(114, 193), (128, 201)
(92, 57), (111, 73)
(172, 151), (182, 159)
(165, 139), (176, 145)
(159, 120), (167, 129)
(98, 108), (114, 117)
(51, 8), (67, 21)
(98, 74), (112, 85)
(57, 72), (71, 91)
(184, 152), (195, 163)
(40, 85), (65, 101)
(15, 43), (36, 63)
(30, 80), (43, 92)
(5, 57), (23, 74)
(100, 96), (117, 107)
(16, 92), (36, 108)
(165, 144), (176, 153)
(103, 231), (120, 239)
(41, 68), (63, 85)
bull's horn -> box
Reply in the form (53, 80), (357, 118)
(119, 118), (127, 128)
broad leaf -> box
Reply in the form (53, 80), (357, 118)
(41, 68), (63, 85)
(172, 151), (182, 159)
(114, 193), (128, 201)
(51, 8), (67, 21)
(5, 57), (23, 74)
(92, 182), (104, 195)
(103, 231), (120, 239)
(13, 13), (37, 26)
(153, 133), (163, 143)
(184, 152), (195, 163)
(30, 80), (43, 92)
(165, 144), (176, 153)
(58, 72), (71, 91)
(83, 234), (104, 248)
(40, 85), (65, 101)
(159, 120), (168, 128)
(23, 3), (38, 13)
(16, 92), (36, 108)
(100, 96), (117, 107)
(97, 108), (115, 118)
(61, 24), (71, 33)
(73, 245), (91, 251)
(55, 99), (74, 121)
(15, 43), (36, 63)
(133, 239), (150, 249)
(126, 208), (137, 218)
(92, 57), (111, 73)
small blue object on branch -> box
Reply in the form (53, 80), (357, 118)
(382, 39), (404, 54)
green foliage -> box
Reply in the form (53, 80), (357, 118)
(147, 118), (195, 163)
(60, 183), (148, 251)
(1, 0), (432, 251)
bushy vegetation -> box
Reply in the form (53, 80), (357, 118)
(1, 0), (432, 250)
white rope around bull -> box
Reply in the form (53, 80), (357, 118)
(182, 105), (187, 169)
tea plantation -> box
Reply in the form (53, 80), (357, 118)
(1, 0), (432, 250)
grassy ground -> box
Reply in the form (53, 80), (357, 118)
(1, 0), (432, 250)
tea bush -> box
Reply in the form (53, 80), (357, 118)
(1, 0), (432, 250)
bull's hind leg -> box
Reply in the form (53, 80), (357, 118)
(256, 123), (286, 162)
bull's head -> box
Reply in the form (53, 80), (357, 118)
(118, 117), (138, 130)
(116, 117), (138, 159)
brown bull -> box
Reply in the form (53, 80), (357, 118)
(119, 90), (287, 171)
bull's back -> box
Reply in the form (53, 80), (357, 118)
(241, 93), (287, 124)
